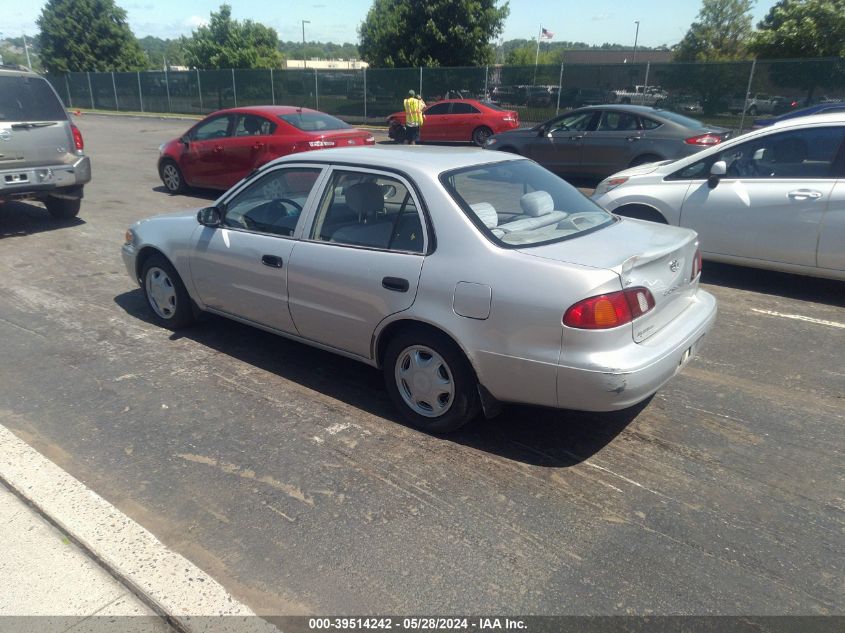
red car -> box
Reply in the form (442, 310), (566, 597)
(387, 99), (519, 146)
(158, 106), (375, 193)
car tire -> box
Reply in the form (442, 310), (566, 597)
(472, 126), (494, 147)
(614, 204), (667, 224)
(159, 160), (188, 194)
(44, 196), (81, 219)
(383, 327), (480, 434)
(629, 154), (662, 167)
(140, 253), (196, 330)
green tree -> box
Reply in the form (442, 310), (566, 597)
(138, 36), (187, 69)
(748, 0), (845, 103)
(504, 46), (560, 66)
(37, 0), (146, 72)
(181, 4), (284, 69)
(674, 0), (754, 61)
(358, 0), (509, 67)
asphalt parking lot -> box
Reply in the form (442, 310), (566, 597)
(0, 114), (843, 616)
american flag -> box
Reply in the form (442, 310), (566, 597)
(540, 27), (554, 40)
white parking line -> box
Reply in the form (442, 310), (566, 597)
(751, 309), (845, 329)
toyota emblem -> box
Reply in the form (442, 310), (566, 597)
(0, 129), (11, 142)
(669, 259), (680, 272)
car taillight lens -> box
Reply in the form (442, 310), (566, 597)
(563, 288), (656, 329)
(365, 135), (375, 144)
(71, 124), (84, 151)
(685, 133), (723, 146)
(308, 140), (336, 148)
(691, 247), (702, 281)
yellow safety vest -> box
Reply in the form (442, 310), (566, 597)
(404, 97), (425, 126)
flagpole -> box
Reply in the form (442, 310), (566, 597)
(534, 24), (542, 85)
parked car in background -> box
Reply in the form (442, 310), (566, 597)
(610, 85), (668, 106)
(753, 102), (845, 128)
(557, 87), (610, 109)
(729, 93), (777, 115)
(387, 99), (519, 146)
(0, 64), (91, 218)
(123, 145), (716, 433)
(592, 112), (845, 281)
(485, 105), (730, 180)
(157, 106), (375, 193)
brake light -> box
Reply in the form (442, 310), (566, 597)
(685, 133), (723, 146)
(563, 288), (656, 329)
(691, 247), (702, 281)
(71, 124), (84, 151)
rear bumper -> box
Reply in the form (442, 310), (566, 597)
(0, 156), (91, 199)
(556, 290), (717, 411)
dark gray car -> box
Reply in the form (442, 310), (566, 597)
(484, 105), (729, 179)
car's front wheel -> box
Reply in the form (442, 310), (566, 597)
(140, 253), (196, 329)
(383, 327), (480, 433)
(44, 196), (81, 219)
(159, 160), (187, 194)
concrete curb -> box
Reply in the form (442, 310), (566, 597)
(0, 425), (279, 633)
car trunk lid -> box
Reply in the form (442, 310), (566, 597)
(309, 129), (374, 148)
(519, 218), (701, 342)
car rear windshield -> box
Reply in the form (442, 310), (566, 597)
(481, 101), (506, 111)
(278, 112), (350, 132)
(0, 75), (67, 122)
(441, 160), (615, 248)
(653, 109), (708, 129)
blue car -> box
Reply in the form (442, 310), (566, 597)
(754, 102), (845, 128)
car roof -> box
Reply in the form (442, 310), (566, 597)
(269, 145), (524, 175)
(769, 110), (845, 130)
(210, 105), (332, 117)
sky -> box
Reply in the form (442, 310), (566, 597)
(2, 0), (780, 48)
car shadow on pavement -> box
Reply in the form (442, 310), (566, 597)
(151, 185), (220, 200)
(114, 288), (639, 467)
(0, 200), (85, 239)
(702, 262), (845, 307)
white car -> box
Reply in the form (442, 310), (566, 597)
(592, 112), (845, 281)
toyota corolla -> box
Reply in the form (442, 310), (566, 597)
(124, 146), (716, 433)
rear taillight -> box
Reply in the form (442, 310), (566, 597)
(71, 124), (84, 151)
(691, 247), (702, 281)
(563, 287), (656, 330)
(685, 133), (723, 146)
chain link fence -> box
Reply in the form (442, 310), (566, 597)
(46, 58), (845, 131)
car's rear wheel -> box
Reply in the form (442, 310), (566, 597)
(472, 126), (494, 147)
(141, 253), (195, 329)
(44, 196), (81, 219)
(384, 327), (480, 434)
(159, 160), (187, 194)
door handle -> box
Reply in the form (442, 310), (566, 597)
(252, 142), (265, 150)
(213, 145), (224, 153)
(626, 136), (641, 142)
(382, 276), (409, 292)
(788, 189), (823, 200)
(261, 254), (283, 268)
(568, 135), (584, 140)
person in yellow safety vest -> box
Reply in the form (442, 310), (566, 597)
(403, 90), (426, 145)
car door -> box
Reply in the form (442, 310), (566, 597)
(580, 110), (641, 177)
(221, 114), (277, 187)
(189, 164), (327, 333)
(286, 167), (427, 358)
(181, 114), (234, 187)
(679, 125), (845, 268)
(420, 102), (451, 142)
(529, 110), (598, 175)
(449, 101), (481, 141)
(817, 177), (845, 274)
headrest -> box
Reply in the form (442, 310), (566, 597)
(520, 191), (554, 217)
(470, 202), (498, 229)
(344, 182), (384, 220)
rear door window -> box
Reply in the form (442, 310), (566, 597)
(0, 75), (66, 122)
(451, 102), (480, 114)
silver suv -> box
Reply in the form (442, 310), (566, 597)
(0, 65), (91, 218)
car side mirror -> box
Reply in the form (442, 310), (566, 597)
(197, 206), (222, 227)
(536, 126), (546, 137)
(180, 135), (190, 146)
(708, 160), (727, 189)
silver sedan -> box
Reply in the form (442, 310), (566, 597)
(122, 146), (716, 433)
(592, 112), (845, 281)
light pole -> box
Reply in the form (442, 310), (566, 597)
(632, 21), (640, 65)
(301, 20), (310, 69)
(22, 33), (33, 68)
